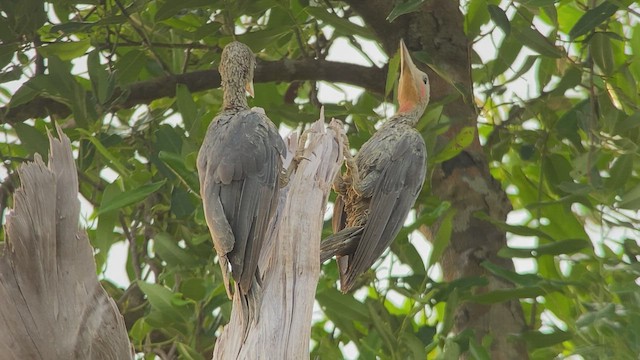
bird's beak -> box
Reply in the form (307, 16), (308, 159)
(398, 39), (419, 110)
(246, 81), (254, 98)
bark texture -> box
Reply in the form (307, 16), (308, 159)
(345, 0), (528, 358)
(212, 111), (345, 359)
(0, 127), (132, 359)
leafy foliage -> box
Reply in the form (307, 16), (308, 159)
(0, 0), (638, 358)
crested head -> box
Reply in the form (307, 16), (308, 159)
(219, 41), (256, 110)
(396, 39), (430, 123)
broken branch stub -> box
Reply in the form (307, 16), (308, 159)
(213, 110), (345, 359)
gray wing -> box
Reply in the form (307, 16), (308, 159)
(343, 130), (426, 289)
(197, 110), (285, 295)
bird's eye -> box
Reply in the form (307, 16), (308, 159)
(422, 77), (428, 85)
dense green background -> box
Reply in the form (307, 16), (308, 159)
(0, 0), (639, 358)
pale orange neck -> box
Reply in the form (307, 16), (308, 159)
(398, 101), (415, 114)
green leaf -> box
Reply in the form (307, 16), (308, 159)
(481, 261), (543, 287)
(619, 184), (640, 209)
(391, 234), (426, 276)
(488, 5), (510, 35)
(466, 0), (499, 39)
(366, 301), (396, 353)
(543, 153), (572, 195)
(440, 288), (459, 334)
(159, 151), (200, 193)
(428, 210), (455, 269)
(432, 126), (476, 163)
(590, 32), (615, 75)
(137, 281), (192, 323)
(520, 330), (572, 349)
(50, 21), (95, 34)
(475, 211), (552, 239)
(129, 318), (152, 343)
(569, 1), (618, 39)
(76, 128), (130, 176)
(94, 183), (121, 269)
(171, 186), (196, 218)
(385, 51), (400, 97)
(88, 50), (115, 105)
(176, 84), (198, 130)
(154, 232), (195, 266)
(37, 39), (90, 60)
(469, 337), (491, 360)
(316, 288), (369, 341)
(387, 0), (425, 23)
(155, 0), (212, 21)
(472, 286), (549, 303)
(575, 303), (615, 328)
(115, 50), (146, 85)
(9, 76), (55, 108)
(180, 278), (207, 301)
(512, 24), (562, 58)
(0, 44), (18, 69)
(176, 342), (205, 360)
(98, 180), (166, 214)
(522, 0), (558, 5)
(497, 239), (590, 258)
(316, 288), (369, 323)
(306, 7), (373, 39)
(13, 122), (49, 160)
(605, 154), (633, 191)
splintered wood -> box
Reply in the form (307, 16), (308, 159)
(213, 109), (345, 360)
(0, 127), (132, 359)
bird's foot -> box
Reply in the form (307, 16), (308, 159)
(339, 133), (361, 191)
(280, 128), (312, 187)
(280, 153), (309, 187)
(333, 173), (347, 195)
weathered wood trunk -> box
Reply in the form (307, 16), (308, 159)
(0, 127), (132, 359)
(212, 112), (345, 359)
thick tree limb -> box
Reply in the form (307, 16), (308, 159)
(0, 127), (132, 359)
(212, 110), (345, 359)
(0, 60), (386, 125)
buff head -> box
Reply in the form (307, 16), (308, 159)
(219, 41), (255, 98)
(397, 39), (430, 117)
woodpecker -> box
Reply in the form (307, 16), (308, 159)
(197, 41), (285, 301)
(321, 40), (429, 293)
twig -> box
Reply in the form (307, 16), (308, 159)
(120, 213), (142, 280)
(112, 0), (173, 75)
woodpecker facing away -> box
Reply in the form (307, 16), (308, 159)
(321, 39), (429, 293)
(197, 41), (285, 302)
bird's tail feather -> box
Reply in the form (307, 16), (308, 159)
(320, 226), (363, 263)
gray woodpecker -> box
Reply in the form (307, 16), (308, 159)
(197, 41), (285, 300)
(321, 39), (429, 293)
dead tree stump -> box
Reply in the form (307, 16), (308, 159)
(0, 127), (132, 359)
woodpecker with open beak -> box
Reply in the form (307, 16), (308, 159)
(321, 39), (429, 293)
(197, 42), (285, 314)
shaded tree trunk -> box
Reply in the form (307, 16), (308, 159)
(213, 113), (345, 359)
(0, 127), (132, 359)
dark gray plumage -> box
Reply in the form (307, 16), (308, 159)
(197, 42), (285, 299)
(321, 40), (430, 292)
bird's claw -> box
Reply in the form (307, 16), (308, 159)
(279, 154), (309, 187)
(280, 128), (312, 187)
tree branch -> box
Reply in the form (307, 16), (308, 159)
(342, 0), (405, 53)
(0, 60), (386, 125)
